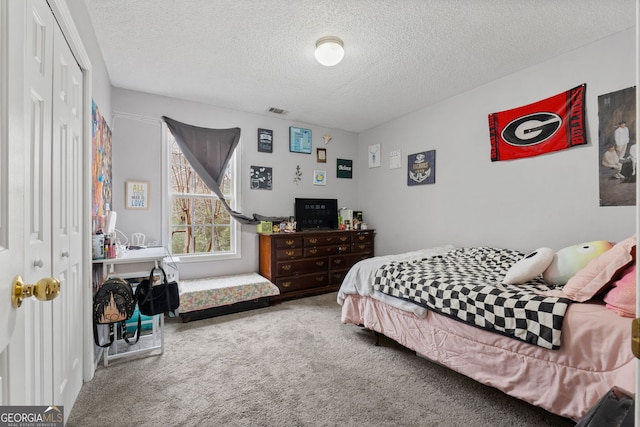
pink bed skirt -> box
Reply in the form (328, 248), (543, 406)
(341, 293), (635, 421)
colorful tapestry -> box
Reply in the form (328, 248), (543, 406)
(488, 84), (587, 161)
(92, 100), (112, 232)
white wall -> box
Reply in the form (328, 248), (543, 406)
(110, 89), (359, 278)
(356, 28), (637, 256)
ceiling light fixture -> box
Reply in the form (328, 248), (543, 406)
(315, 36), (344, 67)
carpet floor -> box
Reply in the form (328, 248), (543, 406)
(67, 292), (575, 427)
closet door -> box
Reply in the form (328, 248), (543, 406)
(0, 0), (84, 414)
(20, 0), (55, 404)
(51, 19), (83, 408)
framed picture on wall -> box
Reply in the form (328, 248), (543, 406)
(250, 165), (273, 190)
(313, 170), (326, 185)
(258, 128), (273, 153)
(337, 159), (352, 178)
(368, 144), (381, 168)
(317, 148), (327, 163)
(407, 150), (436, 186)
(290, 127), (312, 154)
(125, 180), (149, 209)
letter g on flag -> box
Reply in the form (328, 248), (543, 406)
(501, 112), (562, 146)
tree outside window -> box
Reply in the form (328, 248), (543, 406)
(168, 130), (234, 255)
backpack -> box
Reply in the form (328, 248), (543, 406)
(93, 277), (141, 348)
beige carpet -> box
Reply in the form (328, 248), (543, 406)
(67, 292), (574, 427)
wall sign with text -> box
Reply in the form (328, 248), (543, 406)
(125, 181), (149, 209)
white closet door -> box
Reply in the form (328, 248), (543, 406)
(51, 18), (84, 409)
(19, 0), (55, 405)
(0, 1), (85, 416)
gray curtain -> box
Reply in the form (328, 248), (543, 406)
(164, 116), (270, 225)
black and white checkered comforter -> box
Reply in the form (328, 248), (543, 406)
(373, 247), (571, 349)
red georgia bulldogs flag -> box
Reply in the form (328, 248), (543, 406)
(488, 84), (587, 161)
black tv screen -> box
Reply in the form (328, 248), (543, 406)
(295, 198), (338, 231)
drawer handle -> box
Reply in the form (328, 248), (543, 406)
(316, 276), (324, 282)
(358, 236), (366, 241)
(309, 249), (318, 255)
(285, 239), (295, 246)
(282, 281), (291, 288)
(357, 244), (365, 249)
(282, 265), (292, 271)
(285, 250), (295, 256)
(340, 237), (348, 241)
(316, 261), (325, 266)
(334, 259), (342, 264)
(309, 238), (318, 244)
(327, 237), (333, 242)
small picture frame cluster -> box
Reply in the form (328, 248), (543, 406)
(125, 180), (149, 209)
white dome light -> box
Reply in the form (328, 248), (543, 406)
(315, 36), (345, 67)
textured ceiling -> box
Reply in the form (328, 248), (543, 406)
(84, 0), (636, 133)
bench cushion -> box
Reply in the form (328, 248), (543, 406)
(178, 272), (279, 313)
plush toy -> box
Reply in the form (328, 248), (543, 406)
(542, 240), (613, 286)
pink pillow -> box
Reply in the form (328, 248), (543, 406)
(561, 235), (636, 302)
(604, 264), (636, 317)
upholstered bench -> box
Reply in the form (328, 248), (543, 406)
(178, 272), (280, 322)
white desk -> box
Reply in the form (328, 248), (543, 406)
(92, 246), (177, 366)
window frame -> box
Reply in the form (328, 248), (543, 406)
(162, 122), (241, 262)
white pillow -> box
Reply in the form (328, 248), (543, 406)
(503, 248), (554, 285)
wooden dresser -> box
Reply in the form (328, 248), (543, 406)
(258, 229), (375, 301)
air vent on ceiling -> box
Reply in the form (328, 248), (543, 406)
(267, 107), (287, 115)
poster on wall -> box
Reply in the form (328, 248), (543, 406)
(91, 100), (113, 232)
(337, 159), (352, 178)
(488, 84), (587, 161)
(368, 144), (381, 168)
(598, 86), (636, 207)
(250, 166), (273, 190)
(258, 128), (273, 153)
(407, 150), (435, 186)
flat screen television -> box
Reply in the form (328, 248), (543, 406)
(294, 198), (339, 231)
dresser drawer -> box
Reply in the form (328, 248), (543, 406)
(330, 253), (372, 270)
(328, 269), (350, 286)
(276, 272), (328, 292)
(304, 234), (350, 247)
(274, 236), (304, 249)
(276, 247), (304, 260)
(352, 231), (374, 244)
(276, 258), (328, 275)
(352, 242), (374, 254)
(304, 244), (350, 257)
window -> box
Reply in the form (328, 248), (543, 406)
(167, 128), (239, 258)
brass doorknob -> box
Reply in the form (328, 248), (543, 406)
(11, 275), (61, 308)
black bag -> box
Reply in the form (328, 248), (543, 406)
(576, 386), (634, 427)
(93, 277), (141, 348)
(135, 266), (180, 316)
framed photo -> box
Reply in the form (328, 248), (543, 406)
(368, 144), (381, 168)
(125, 180), (149, 209)
(250, 165), (273, 190)
(407, 150), (436, 186)
(289, 127), (312, 154)
(316, 148), (327, 163)
(258, 128), (273, 153)
(313, 170), (326, 186)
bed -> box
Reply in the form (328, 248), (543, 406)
(337, 242), (636, 421)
